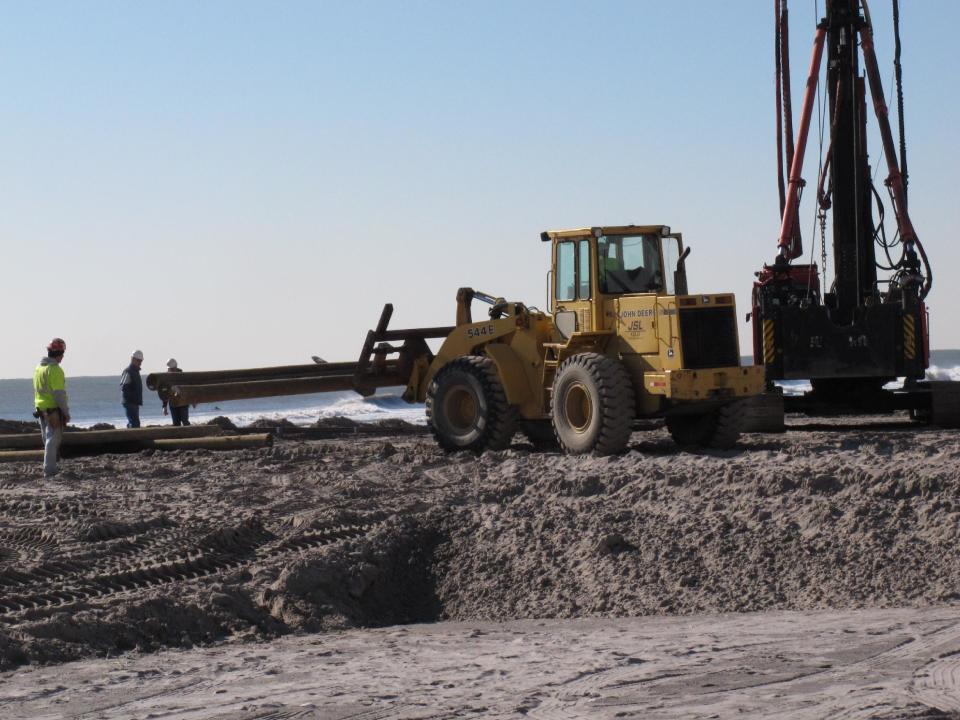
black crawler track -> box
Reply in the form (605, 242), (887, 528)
(0, 520), (381, 618)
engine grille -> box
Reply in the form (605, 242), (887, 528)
(679, 306), (739, 369)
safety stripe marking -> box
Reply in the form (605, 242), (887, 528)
(763, 319), (775, 365)
(904, 314), (916, 361)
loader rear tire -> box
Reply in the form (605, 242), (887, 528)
(666, 401), (742, 450)
(551, 353), (635, 455)
(426, 356), (517, 452)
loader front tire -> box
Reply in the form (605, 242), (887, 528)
(666, 401), (742, 450)
(551, 353), (635, 455)
(426, 356), (517, 452)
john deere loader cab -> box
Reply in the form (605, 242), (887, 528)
(551, 226), (688, 337)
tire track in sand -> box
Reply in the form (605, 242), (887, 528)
(910, 649), (960, 714)
(523, 614), (960, 719)
(0, 520), (383, 619)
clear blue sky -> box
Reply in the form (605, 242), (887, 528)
(2, 1), (958, 378)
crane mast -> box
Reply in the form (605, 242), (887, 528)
(826, 0), (877, 323)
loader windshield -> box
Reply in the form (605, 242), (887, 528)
(598, 234), (664, 294)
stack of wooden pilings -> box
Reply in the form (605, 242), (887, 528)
(0, 425), (272, 462)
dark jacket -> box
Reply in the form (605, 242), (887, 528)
(120, 364), (143, 406)
(161, 367), (184, 410)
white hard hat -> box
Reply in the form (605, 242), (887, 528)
(166, 358), (178, 369)
(131, 350), (144, 360)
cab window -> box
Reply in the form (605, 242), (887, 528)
(556, 241), (576, 301)
(598, 234), (664, 294)
(661, 236), (682, 295)
(577, 240), (591, 299)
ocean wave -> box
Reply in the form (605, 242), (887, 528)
(66, 394), (427, 429)
(316, 394), (427, 424)
(185, 393), (427, 428)
(926, 365), (960, 382)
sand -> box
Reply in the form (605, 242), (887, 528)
(5, 607), (960, 718)
(1, 415), (959, 717)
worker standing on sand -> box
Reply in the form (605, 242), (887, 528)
(33, 338), (70, 478)
(161, 358), (190, 426)
(120, 350), (144, 428)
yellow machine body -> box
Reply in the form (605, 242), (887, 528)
(407, 225), (764, 422)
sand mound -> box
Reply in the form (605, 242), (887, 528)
(205, 415), (237, 430)
(247, 417), (299, 429)
(433, 436), (960, 620)
(313, 416), (359, 429)
(1, 416), (959, 670)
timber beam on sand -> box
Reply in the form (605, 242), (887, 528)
(169, 373), (405, 405)
(0, 450), (44, 463)
(146, 361), (369, 392)
(0, 433), (271, 462)
(0, 425), (221, 451)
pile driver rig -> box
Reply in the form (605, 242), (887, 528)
(751, 0), (959, 425)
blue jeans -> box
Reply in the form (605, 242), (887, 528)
(39, 410), (62, 476)
(124, 404), (141, 429)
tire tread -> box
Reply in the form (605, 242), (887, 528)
(552, 353), (635, 455)
(425, 355), (517, 452)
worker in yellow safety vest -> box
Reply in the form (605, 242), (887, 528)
(33, 338), (71, 478)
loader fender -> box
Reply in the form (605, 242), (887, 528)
(418, 316), (524, 402)
(482, 344), (534, 407)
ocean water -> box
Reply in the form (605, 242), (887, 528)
(0, 374), (424, 429)
(2, 350), (958, 427)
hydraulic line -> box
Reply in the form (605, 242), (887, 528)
(781, 2), (796, 180)
(780, 1), (803, 248)
(775, 0), (786, 217)
(857, 0), (931, 298)
(777, 22), (828, 259)
(892, 0), (908, 205)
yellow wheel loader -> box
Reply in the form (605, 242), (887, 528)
(149, 225), (765, 455)
(412, 225), (765, 454)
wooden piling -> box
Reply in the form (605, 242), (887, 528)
(0, 432), (270, 461)
(146, 362), (365, 391)
(0, 425), (222, 451)
(169, 374), (404, 405)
